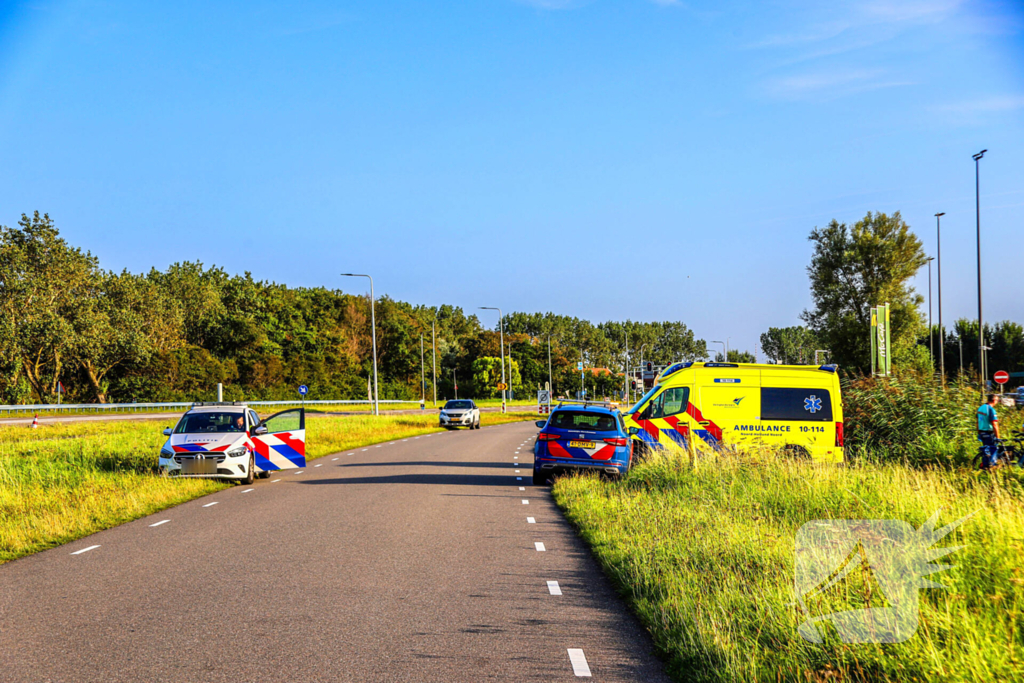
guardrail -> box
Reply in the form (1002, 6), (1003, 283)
(0, 399), (417, 417)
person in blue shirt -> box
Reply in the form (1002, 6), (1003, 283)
(977, 394), (1000, 468)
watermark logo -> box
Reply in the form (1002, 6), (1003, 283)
(792, 510), (973, 644)
(803, 395), (822, 413)
(733, 397), (745, 406)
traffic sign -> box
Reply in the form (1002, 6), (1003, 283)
(994, 371), (1009, 385)
(497, 382), (507, 390)
(577, 361), (584, 371)
(298, 384), (309, 396)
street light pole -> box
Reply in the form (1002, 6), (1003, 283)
(547, 335), (553, 397)
(341, 273), (379, 416)
(624, 328), (630, 404)
(973, 149), (987, 395)
(927, 257), (934, 366)
(480, 307), (506, 413)
(711, 340), (726, 362)
(431, 316), (438, 407)
(935, 212), (946, 384)
(420, 334), (425, 407)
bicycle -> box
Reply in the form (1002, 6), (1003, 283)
(973, 432), (1024, 470)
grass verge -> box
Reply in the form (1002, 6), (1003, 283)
(0, 410), (538, 564)
(552, 449), (1024, 682)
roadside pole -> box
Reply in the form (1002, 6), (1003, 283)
(431, 318), (438, 407)
(420, 334), (425, 410)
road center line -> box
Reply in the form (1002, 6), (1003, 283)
(535, 542), (546, 551)
(519, 487), (525, 490)
(71, 545), (100, 555)
(149, 520), (170, 527)
(295, 470), (304, 474)
(202, 502), (218, 507)
(242, 488), (254, 493)
(527, 517), (535, 523)
(522, 500), (529, 505)
(567, 649), (591, 677)
(332, 458), (338, 461)
(314, 464), (322, 467)
(547, 580), (562, 595)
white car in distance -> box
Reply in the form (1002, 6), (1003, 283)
(439, 399), (481, 430)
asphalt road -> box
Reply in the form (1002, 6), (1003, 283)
(0, 421), (670, 682)
(0, 405), (538, 427)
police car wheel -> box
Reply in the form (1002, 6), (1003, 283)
(242, 454), (255, 485)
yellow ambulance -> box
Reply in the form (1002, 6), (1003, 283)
(623, 361), (844, 462)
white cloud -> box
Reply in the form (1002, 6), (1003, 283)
(764, 68), (914, 100)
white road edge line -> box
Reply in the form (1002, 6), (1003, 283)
(149, 520), (170, 527)
(242, 489), (254, 493)
(535, 542), (546, 551)
(522, 500), (529, 505)
(567, 649), (591, 677)
(203, 502), (219, 507)
(519, 487), (525, 490)
(272, 479), (281, 482)
(547, 580), (562, 595)
(71, 545), (100, 555)
(332, 458), (338, 461)
(527, 517), (536, 523)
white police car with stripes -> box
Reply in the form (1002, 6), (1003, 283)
(158, 403), (306, 485)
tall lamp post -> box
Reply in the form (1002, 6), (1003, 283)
(927, 257), (935, 365)
(623, 328), (630, 404)
(431, 312), (439, 407)
(973, 149), (987, 395)
(638, 344), (647, 401)
(479, 307), (506, 413)
(935, 212), (945, 383)
(341, 273), (379, 416)
(547, 335), (554, 397)
(711, 340), (726, 362)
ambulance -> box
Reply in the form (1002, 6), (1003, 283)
(623, 362), (844, 462)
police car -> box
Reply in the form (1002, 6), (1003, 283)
(158, 403), (306, 485)
(532, 401), (633, 485)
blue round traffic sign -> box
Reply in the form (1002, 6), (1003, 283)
(298, 385), (309, 396)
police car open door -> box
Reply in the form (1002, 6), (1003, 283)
(251, 408), (306, 471)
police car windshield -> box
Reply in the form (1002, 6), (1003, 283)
(174, 412), (246, 434)
(445, 400), (473, 410)
(629, 386), (660, 414)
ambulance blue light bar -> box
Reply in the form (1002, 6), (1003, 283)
(818, 364), (838, 372)
(658, 362), (693, 380)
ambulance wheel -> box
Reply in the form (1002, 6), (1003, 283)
(242, 454), (256, 485)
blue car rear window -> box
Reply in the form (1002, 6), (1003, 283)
(550, 411), (617, 431)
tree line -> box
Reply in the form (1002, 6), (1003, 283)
(1, 213), (707, 404)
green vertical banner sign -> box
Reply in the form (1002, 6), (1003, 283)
(872, 305), (880, 376)
(880, 305), (888, 376)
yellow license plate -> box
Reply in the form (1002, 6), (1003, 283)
(568, 440), (595, 448)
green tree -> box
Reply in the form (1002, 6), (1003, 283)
(801, 211), (927, 373)
(470, 356), (521, 398)
(759, 326), (820, 365)
(0, 212), (99, 401)
(716, 349), (756, 363)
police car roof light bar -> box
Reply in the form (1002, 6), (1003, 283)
(190, 401), (248, 407)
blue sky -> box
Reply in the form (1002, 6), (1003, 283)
(1, 0), (1022, 355)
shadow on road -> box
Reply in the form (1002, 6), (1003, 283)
(298, 473), (520, 486)
(335, 460), (525, 470)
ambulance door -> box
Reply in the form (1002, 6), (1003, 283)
(251, 408), (306, 471)
(634, 386), (693, 450)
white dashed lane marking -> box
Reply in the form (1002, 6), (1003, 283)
(71, 545), (100, 555)
(527, 517), (536, 523)
(314, 464), (322, 467)
(295, 470), (304, 474)
(519, 487), (525, 491)
(547, 580), (562, 595)
(272, 479), (281, 482)
(568, 649), (592, 677)
(332, 458), (338, 461)
(149, 520), (170, 527)
(522, 500), (529, 505)
(202, 502), (219, 508)
(242, 488), (254, 493)
(534, 542), (546, 552)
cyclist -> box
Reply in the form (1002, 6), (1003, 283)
(977, 394), (1001, 469)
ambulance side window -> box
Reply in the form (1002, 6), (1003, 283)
(761, 388), (832, 421)
(649, 387), (690, 418)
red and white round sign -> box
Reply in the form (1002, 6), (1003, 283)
(994, 370), (1009, 385)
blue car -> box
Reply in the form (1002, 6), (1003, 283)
(532, 403), (633, 485)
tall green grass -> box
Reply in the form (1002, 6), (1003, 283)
(554, 447), (1024, 682)
(0, 410), (537, 564)
(842, 374), (1023, 466)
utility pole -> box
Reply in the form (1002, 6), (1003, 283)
(431, 315), (438, 407)
(936, 212), (946, 384)
(927, 257), (934, 365)
(973, 149), (987, 396)
(479, 307), (506, 413)
(547, 335), (553, 397)
(420, 334), (425, 407)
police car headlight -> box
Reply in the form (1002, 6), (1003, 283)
(226, 447), (246, 458)
(439, 412), (448, 419)
(160, 446), (174, 458)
